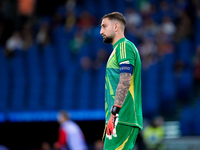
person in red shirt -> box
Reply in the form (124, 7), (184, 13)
(54, 111), (88, 150)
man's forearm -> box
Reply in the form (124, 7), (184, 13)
(114, 73), (131, 106)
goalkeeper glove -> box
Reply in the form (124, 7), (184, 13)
(106, 105), (121, 140)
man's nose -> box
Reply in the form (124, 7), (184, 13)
(100, 28), (103, 35)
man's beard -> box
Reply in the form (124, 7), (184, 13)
(103, 36), (113, 44)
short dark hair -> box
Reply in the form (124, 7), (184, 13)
(102, 12), (126, 27)
(59, 110), (69, 120)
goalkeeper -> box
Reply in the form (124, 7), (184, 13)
(100, 12), (143, 150)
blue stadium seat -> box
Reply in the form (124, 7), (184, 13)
(195, 18), (200, 47)
(162, 53), (174, 69)
(161, 72), (176, 100)
(0, 47), (9, 112)
(143, 63), (159, 117)
(194, 101), (200, 135)
(52, 25), (66, 43)
(54, 35), (71, 71)
(148, 0), (160, 6)
(95, 0), (111, 19)
(11, 51), (26, 111)
(91, 31), (104, 53)
(180, 107), (195, 135)
(61, 66), (77, 110)
(177, 70), (193, 104)
(78, 70), (92, 109)
(0, 0), (198, 123)
(141, 69), (148, 115)
(26, 44), (42, 110)
(42, 44), (58, 110)
(95, 65), (106, 109)
(77, 44), (91, 59)
(126, 33), (138, 46)
(178, 39), (192, 64)
(111, 0), (126, 14)
(160, 54), (176, 112)
(55, 6), (66, 18)
(84, 0), (96, 15)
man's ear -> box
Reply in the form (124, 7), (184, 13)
(114, 23), (119, 32)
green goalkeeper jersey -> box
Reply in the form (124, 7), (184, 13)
(105, 37), (143, 129)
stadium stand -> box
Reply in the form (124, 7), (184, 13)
(0, 0), (200, 138)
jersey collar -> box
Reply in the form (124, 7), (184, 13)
(113, 37), (126, 49)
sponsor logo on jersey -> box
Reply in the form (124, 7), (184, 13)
(120, 67), (130, 71)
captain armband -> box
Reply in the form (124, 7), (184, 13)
(119, 63), (133, 74)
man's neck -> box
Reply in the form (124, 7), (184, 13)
(112, 35), (125, 46)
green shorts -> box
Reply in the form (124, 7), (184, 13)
(104, 124), (140, 150)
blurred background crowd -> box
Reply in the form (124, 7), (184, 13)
(0, 0), (200, 149)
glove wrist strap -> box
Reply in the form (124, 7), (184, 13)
(111, 105), (121, 116)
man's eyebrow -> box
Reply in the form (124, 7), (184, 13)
(101, 23), (105, 26)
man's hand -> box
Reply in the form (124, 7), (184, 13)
(106, 105), (121, 140)
(106, 113), (119, 139)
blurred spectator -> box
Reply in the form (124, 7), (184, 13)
(36, 23), (51, 47)
(160, 16), (176, 36)
(156, 27), (174, 56)
(193, 46), (200, 99)
(158, 1), (174, 21)
(125, 8), (142, 27)
(174, 59), (185, 77)
(18, 0), (35, 16)
(0, 0), (12, 19)
(52, 12), (63, 29)
(139, 18), (159, 40)
(54, 110), (88, 150)
(69, 31), (85, 55)
(143, 116), (165, 150)
(65, 0), (76, 12)
(137, 0), (151, 18)
(64, 10), (77, 31)
(21, 21), (33, 50)
(93, 140), (103, 150)
(0, 0), (15, 45)
(139, 38), (157, 69)
(174, 11), (193, 42)
(5, 31), (23, 52)
(175, 0), (188, 12)
(93, 49), (108, 69)
(154, 16), (175, 56)
(16, 0), (36, 30)
(155, 29), (172, 45)
(80, 56), (92, 71)
(77, 11), (96, 32)
(149, 4), (159, 22)
(125, 7), (142, 37)
(175, 59), (193, 105)
(196, 1), (200, 18)
(157, 40), (174, 56)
